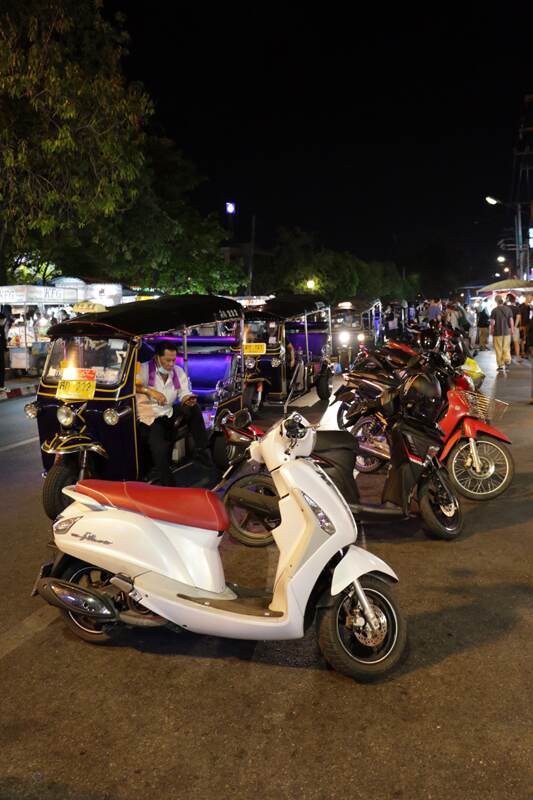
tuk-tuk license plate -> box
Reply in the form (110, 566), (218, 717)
(244, 343), (267, 355)
(56, 379), (96, 400)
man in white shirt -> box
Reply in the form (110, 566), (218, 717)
(136, 341), (210, 485)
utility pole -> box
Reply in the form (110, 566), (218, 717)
(247, 213), (256, 297)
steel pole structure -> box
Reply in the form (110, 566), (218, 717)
(515, 203), (526, 279)
(247, 214), (256, 297)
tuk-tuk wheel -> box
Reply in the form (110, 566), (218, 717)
(42, 463), (78, 520)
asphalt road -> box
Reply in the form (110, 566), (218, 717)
(1, 357), (533, 800)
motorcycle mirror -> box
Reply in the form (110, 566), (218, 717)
(233, 409), (252, 429)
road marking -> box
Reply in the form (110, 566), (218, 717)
(0, 436), (39, 453)
(0, 605), (58, 661)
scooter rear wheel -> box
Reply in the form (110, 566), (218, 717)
(317, 576), (408, 682)
(58, 560), (121, 644)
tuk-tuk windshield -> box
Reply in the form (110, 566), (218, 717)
(245, 319), (279, 345)
(44, 337), (129, 386)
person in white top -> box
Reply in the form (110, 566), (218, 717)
(136, 341), (211, 485)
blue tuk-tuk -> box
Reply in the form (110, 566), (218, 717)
(241, 295), (333, 413)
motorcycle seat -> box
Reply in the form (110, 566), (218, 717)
(75, 480), (229, 532)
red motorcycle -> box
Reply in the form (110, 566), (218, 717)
(340, 356), (514, 500)
(438, 388), (513, 500)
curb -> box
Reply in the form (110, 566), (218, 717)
(0, 384), (39, 402)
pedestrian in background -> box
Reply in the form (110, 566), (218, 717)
(0, 313), (7, 391)
(465, 304), (478, 351)
(490, 296), (514, 372)
(518, 293), (532, 358)
(477, 302), (490, 350)
(428, 298), (442, 322)
(506, 294), (522, 363)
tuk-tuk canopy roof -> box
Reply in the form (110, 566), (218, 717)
(262, 294), (328, 319)
(48, 294), (244, 339)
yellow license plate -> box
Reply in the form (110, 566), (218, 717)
(56, 379), (96, 400)
(244, 343), (266, 355)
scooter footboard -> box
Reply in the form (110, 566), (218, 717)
(331, 545), (398, 596)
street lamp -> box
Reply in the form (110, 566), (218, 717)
(485, 194), (528, 280)
(504, 267), (510, 273)
(497, 256), (506, 263)
(306, 279), (316, 290)
(495, 272), (501, 278)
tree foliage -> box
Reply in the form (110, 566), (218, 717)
(0, 0), (151, 281)
(256, 228), (419, 302)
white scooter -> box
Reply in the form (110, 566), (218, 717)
(33, 412), (407, 682)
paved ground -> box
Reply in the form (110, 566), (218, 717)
(1, 353), (533, 800)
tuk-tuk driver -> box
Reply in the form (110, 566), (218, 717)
(136, 341), (212, 486)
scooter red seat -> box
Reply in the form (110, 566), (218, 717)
(75, 480), (229, 532)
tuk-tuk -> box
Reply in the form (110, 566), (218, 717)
(332, 299), (382, 369)
(241, 295), (333, 412)
(26, 295), (244, 518)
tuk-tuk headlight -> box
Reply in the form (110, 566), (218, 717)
(338, 331), (351, 346)
(103, 408), (120, 426)
(57, 405), (75, 427)
(271, 357), (281, 367)
(245, 357), (256, 369)
(24, 402), (39, 419)
(357, 333), (366, 342)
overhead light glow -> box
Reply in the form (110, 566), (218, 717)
(497, 256), (506, 263)
(485, 196), (499, 206)
(226, 202), (236, 215)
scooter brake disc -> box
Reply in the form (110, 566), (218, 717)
(348, 605), (388, 647)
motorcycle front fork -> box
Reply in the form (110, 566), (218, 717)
(468, 437), (483, 473)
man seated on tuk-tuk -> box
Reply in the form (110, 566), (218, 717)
(136, 341), (213, 486)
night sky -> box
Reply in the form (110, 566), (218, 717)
(108, 4), (533, 285)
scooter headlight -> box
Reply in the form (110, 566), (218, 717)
(301, 492), (336, 535)
(103, 408), (120, 426)
(245, 357), (256, 369)
(57, 405), (75, 427)
(357, 333), (365, 342)
(24, 402), (39, 419)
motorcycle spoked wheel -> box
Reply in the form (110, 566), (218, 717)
(58, 560), (122, 644)
(349, 416), (388, 473)
(447, 435), (514, 501)
(418, 471), (463, 540)
(317, 576), (408, 682)
(225, 474), (280, 547)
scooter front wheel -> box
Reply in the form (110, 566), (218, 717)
(317, 577), (408, 682)
(419, 472), (463, 540)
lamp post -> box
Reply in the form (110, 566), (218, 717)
(485, 196), (528, 279)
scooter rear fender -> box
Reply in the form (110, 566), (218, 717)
(330, 545), (398, 597)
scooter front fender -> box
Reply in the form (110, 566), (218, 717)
(462, 417), (512, 444)
(440, 419), (512, 462)
(331, 545), (398, 597)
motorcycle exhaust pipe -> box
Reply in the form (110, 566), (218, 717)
(36, 578), (118, 621)
(358, 442), (391, 460)
(226, 485), (279, 514)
